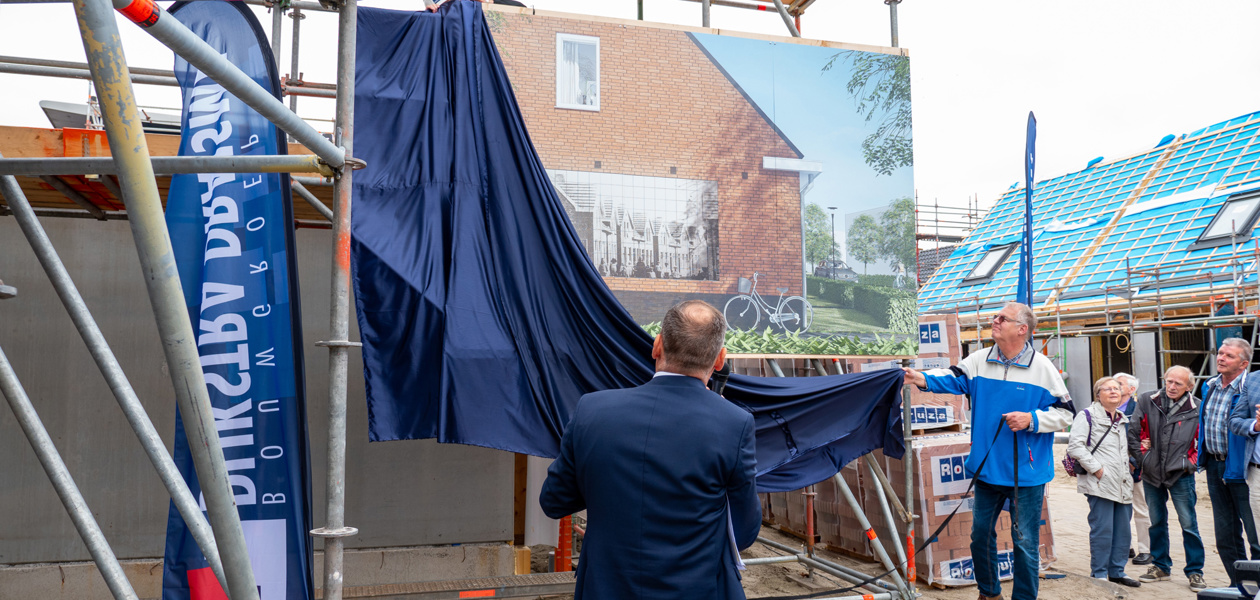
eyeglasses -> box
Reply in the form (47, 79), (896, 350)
(1098, 386), (1122, 393)
(992, 314), (1010, 324)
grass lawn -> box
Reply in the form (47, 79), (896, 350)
(806, 294), (889, 334)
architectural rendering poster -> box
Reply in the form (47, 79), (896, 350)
(490, 9), (916, 353)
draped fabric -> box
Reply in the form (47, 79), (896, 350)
(351, 1), (906, 491)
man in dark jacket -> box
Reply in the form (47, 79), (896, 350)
(540, 300), (760, 600)
(1128, 366), (1206, 590)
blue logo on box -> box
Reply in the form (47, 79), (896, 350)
(912, 406), (951, 425)
(944, 551), (1012, 582)
(920, 323), (943, 344)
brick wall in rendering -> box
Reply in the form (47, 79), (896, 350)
(490, 12), (805, 320)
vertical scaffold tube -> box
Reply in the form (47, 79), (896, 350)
(0, 345), (139, 600)
(312, 1), (360, 599)
(70, 0), (260, 598)
(901, 362), (916, 590)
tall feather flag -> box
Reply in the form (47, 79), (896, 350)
(161, 2), (313, 599)
(1018, 112), (1036, 305)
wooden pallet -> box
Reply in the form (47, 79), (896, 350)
(911, 423), (965, 436)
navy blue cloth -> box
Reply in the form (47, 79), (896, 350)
(540, 376), (759, 599)
(351, 1), (905, 492)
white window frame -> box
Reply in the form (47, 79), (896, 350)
(960, 243), (1017, 286)
(555, 33), (600, 112)
(1190, 190), (1260, 250)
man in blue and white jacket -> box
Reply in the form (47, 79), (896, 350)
(905, 302), (1073, 600)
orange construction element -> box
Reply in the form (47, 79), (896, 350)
(457, 591), (495, 599)
(906, 529), (916, 582)
(556, 515), (573, 572)
(117, 0), (160, 27)
(865, 528), (877, 540)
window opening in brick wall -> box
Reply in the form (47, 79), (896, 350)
(550, 169), (719, 280)
(556, 33), (600, 111)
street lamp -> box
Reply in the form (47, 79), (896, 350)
(827, 206), (838, 279)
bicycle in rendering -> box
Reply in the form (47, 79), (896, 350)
(722, 272), (814, 333)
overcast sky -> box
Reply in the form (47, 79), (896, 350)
(1, 0), (1257, 215)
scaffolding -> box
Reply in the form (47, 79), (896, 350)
(929, 240), (1260, 390)
(0, 1), (924, 599)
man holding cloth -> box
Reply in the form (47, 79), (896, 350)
(1127, 366), (1206, 590)
(540, 300), (760, 600)
(904, 302), (1073, 600)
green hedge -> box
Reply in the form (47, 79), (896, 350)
(806, 275), (855, 308)
(642, 322), (916, 356)
(852, 285), (917, 332)
(857, 274), (900, 288)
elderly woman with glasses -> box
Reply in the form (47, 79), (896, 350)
(1068, 376), (1141, 587)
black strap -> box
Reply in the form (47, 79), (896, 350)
(1011, 429), (1020, 541)
(757, 421), (1009, 600)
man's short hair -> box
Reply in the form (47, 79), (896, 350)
(1113, 372), (1139, 390)
(1164, 365), (1193, 384)
(1004, 302), (1037, 341)
(1221, 338), (1254, 364)
(661, 300), (726, 373)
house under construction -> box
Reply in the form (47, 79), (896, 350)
(919, 110), (1260, 406)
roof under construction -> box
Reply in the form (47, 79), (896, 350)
(919, 110), (1260, 314)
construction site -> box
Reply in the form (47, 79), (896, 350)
(2, 0), (1255, 599)
(918, 110), (1260, 407)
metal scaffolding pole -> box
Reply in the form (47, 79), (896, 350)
(0, 344), (139, 600)
(0, 61), (178, 85)
(865, 458), (908, 579)
(292, 179), (334, 221)
(70, 0), (261, 597)
(901, 368), (915, 592)
(756, 536), (896, 592)
(886, 0), (900, 47)
(0, 164), (228, 592)
(270, 0), (284, 67)
(0, 154), (334, 177)
(310, 1), (361, 599)
(289, 7), (304, 113)
(701, 0), (710, 27)
(770, 0), (800, 37)
(831, 472), (910, 599)
(109, 0), (345, 169)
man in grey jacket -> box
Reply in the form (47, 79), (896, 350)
(1128, 366), (1205, 590)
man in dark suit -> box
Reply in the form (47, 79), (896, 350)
(540, 300), (761, 600)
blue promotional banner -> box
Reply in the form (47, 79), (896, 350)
(162, 2), (312, 600)
(1018, 111), (1036, 305)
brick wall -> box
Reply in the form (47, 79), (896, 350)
(491, 13), (805, 317)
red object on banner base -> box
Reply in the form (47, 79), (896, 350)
(556, 515), (572, 572)
(906, 529), (916, 581)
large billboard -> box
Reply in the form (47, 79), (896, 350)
(490, 8), (916, 353)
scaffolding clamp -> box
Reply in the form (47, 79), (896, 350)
(0, 280), (15, 300)
(311, 526), (358, 538)
(315, 340), (363, 348)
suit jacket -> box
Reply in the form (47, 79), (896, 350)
(540, 374), (761, 600)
